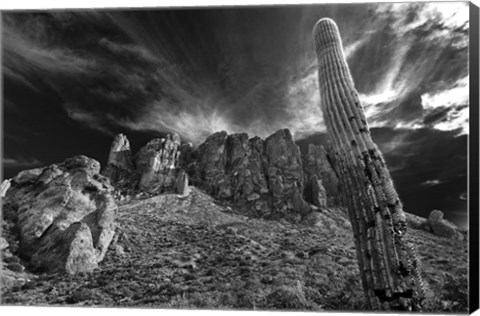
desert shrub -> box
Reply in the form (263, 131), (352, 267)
(264, 281), (321, 310)
(163, 292), (221, 309)
(66, 288), (96, 304)
(423, 269), (468, 312)
(320, 272), (366, 311)
(6, 262), (24, 272)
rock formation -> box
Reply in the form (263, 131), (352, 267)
(102, 134), (134, 186)
(303, 144), (339, 207)
(1, 179), (11, 197)
(102, 133), (189, 195)
(427, 210), (464, 240)
(101, 130), (340, 222)
(175, 170), (190, 196)
(5, 155), (116, 274)
(313, 18), (424, 310)
(136, 133), (182, 191)
(190, 129), (311, 221)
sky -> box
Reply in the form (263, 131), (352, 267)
(1, 2), (470, 227)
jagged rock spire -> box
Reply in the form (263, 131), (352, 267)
(313, 18), (425, 310)
(1, 179), (11, 198)
(107, 133), (134, 171)
(137, 133), (182, 190)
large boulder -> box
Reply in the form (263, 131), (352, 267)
(427, 210), (463, 240)
(1, 179), (11, 197)
(6, 155), (116, 274)
(175, 170), (190, 196)
(309, 175), (328, 208)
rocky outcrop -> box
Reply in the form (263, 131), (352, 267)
(303, 144), (339, 207)
(101, 131), (340, 222)
(102, 134), (134, 186)
(136, 133), (182, 191)
(6, 155), (116, 274)
(264, 129), (310, 218)
(1, 179), (11, 197)
(175, 170), (190, 196)
(189, 129), (312, 221)
(102, 133), (190, 195)
(193, 131), (230, 197)
(427, 210), (464, 240)
(0, 237), (8, 250)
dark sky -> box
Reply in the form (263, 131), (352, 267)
(2, 3), (469, 227)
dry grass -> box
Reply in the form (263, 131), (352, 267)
(1, 187), (468, 312)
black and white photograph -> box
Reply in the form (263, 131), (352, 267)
(1, 0), (478, 313)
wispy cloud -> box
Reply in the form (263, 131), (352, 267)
(2, 18), (97, 81)
(118, 98), (237, 144)
(421, 179), (442, 186)
(2, 156), (43, 168)
(2, 5), (469, 147)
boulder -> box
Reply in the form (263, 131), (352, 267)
(8, 155), (116, 274)
(427, 210), (463, 240)
(175, 171), (190, 196)
(1, 179), (11, 197)
(310, 176), (327, 208)
(0, 237), (8, 250)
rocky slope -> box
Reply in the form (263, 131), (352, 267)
(103, 129), (340, 223)
(0, 130), (469, 311)
(1, 187), (468, 311)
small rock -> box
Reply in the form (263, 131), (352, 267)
(1, 179), (11, 197)
(427, 210), (463, 240)
(6, 262), (25, 272)
(338, 257), (350, 265)
(0, 237), (8, 250)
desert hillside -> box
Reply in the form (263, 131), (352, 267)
(0, 130), (468, 312)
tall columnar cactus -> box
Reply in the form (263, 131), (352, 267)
(313, 18), (425, 310)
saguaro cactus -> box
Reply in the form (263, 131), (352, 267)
(313, 18), (424, 310)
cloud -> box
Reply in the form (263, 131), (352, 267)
(349, 2), (469, 135)
(2, 18), (97, 82)
(118, 98), (236, 144)
(2, 6), (469, 149)
(2, 156), (43, 168)
(421, 179), (441, 186)
(420, 76), (469, 135)
(98, 37), (158, 63)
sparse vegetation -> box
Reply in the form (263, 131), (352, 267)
(1, 188), (468, 311)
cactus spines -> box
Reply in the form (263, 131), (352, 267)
(313, 18), (424, 310)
